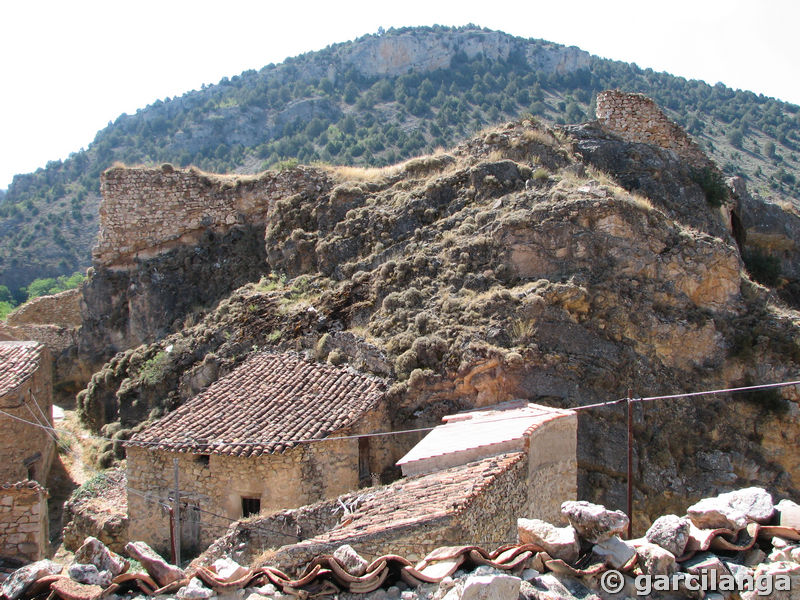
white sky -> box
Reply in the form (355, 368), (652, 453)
(1, 0), (797, 189)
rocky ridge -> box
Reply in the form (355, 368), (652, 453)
(73, 103), (800, 527)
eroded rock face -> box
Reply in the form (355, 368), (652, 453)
(76, 115), (800, 529)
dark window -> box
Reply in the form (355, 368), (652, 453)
(27, 466), (35, 481)
(241, 497), (261, 518)
(195, 455), (210, 466)
(358, 437), (371, 488)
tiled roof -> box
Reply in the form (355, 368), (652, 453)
(0, 341), (44, 399)
(128, 352), (387, 457)
(0, 479), (48, 495)
(310, 452), (525, 544)
(397, 401), (574, 475)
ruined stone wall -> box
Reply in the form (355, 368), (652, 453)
(7, 289), (82, 328)
(126, 437), (363, 555)
(0, 322), (77, 356)
(0, 351), (54, 485)
(270, 455), (529, 572)
(95, 166), (331, 267)
(525, 413), (578, 525)
(0, 481), (48, 561)
(595, 90), (709, 167)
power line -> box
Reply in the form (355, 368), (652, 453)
(0, 379), (798, 449)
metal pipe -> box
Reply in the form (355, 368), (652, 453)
(626, 389), (633, 539)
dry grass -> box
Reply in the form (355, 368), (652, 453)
(323, 164), (403, 183)
(518, 128), (560, 148)
(627, 191), (656, 212)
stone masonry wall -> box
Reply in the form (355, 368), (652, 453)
(525, 412), (578, 525)
(0, 481), (49, 562)
(595, 90), (710, 167)
(270, 456), (529, 573)
(7, 289), (82, 328)
(95, 165), (331, 267)
(126, 436), (363, 556)
(0, 351), (54, 485)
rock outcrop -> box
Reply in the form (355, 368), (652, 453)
(74, 96), (800, 528)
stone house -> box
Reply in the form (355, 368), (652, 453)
(126, 352), (401, 554)
(396, 400), (577, 525)
(209, 401), (578, 570)
(0, 480), (49, 562)
(0, 341), (54, 485)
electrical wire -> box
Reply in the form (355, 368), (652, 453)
(0, 379), (798, 449)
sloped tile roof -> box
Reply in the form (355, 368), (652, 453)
(0, 341), (44, 399)
(310, 452), (526, 544)
(127, 352), (387, 457)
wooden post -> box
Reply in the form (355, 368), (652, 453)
(172, 458), (181, 566)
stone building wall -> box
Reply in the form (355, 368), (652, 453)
(6, 289), (82, 328)
(525, 413), (578, 525)
(0, 481), (49, 562)
(0, 349), (54, 485)
(95, 165), (331, 267)
(595, 90), (709, 167)
(126, 435), (374, 555)
(270, 455), (529, 572)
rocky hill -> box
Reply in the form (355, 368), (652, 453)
(1, 25), (799, 293)
(70, 94), (800, 531)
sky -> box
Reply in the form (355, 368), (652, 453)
(1, 0), (797, 189)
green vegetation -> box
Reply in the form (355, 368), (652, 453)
(690, 167), (729, 207)
(2, 25), (799, 295)
(0, 301), (14, 320)
(743, 248), (782, 287)
(139, 351), (170, 386)
(0, 271), (85, 320)
(24, 271), (85, 300)
(68, 470), (113, 504)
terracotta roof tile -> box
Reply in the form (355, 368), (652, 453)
(127, 352), (387, 457)
(0, 341), (44, 398)
(0, 479), (48, 495)
(310, 452), (525, 545)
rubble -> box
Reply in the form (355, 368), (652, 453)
(644, 514), (691, 556)
(6, 488), (800, 599)
(73, 536), (128, 577)
(66, 564), (112, 587)
(0, 560), (62, 600)
(123, 541), (185, 587)
(687, 487), (775, 531)
(560, 501), (629, 543)
(517, 518), (580, 563)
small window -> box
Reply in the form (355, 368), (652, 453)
(241, 497), (261, 518)
(195, 454), (210, 466)
(27, 466), (36, 481)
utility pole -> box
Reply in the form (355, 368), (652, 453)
(626, 388), (634, 539)
(172, 458), (181, 566)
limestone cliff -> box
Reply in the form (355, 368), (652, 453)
(76, 96), (800, 532)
